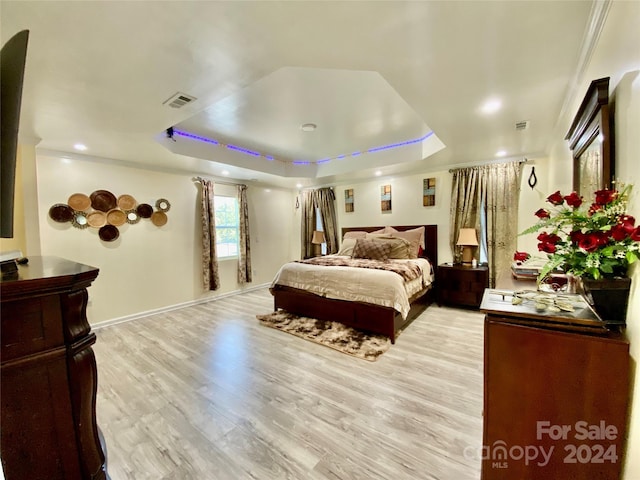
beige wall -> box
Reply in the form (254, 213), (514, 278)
(334, 170), (452, 264)
(35, 153), (297, 325)
(541, 1), (639, 477)
(516, 156), (550, 256)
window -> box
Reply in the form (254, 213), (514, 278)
(215, 195), (239, 258)
(479, 200), (488, 264)
(315, 207), (326, 255)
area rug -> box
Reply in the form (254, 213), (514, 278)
(256, 310), (390, 362)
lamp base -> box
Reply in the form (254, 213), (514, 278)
(461, 246), (474, 264)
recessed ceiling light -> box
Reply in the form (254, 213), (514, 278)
(300, 123), (317, 132)
(375, 170), (382, 176)
(222, 170), (230, 176)
(496, 150), (507, 157)
(296, 183), (303, 188)
(481, 99), (502, 115)
(265, 189), (271, 193)
(73, 143), (87, 151)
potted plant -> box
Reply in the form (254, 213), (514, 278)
(520, 185), (640, 322)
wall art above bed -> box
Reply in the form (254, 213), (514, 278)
(381, 184), (392, 212)
(49, 190), (170, 243)
(344, 188), (354, 213)
(423, 177), (436, 206)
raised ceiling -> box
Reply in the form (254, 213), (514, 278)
(1, 1), (596, 188)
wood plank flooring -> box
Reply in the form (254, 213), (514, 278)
(94, 288), (484, 480)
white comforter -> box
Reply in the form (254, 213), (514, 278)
(270, 256), (433, 319)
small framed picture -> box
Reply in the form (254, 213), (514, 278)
(381, 184), (392, 212)
(345, 189), (354, 213)
(423, 178), (436, 206)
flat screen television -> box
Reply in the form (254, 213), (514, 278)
(1, 30), (30, 239)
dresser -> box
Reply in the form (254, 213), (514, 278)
(0, 256), (108, 480)
(480, 289), (629, 480)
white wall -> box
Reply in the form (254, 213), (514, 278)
(517, 157), (550, 257)
(333, 170), (452, 264)
(541, 1), (640, 477)
(35, 153), (297, 324)
(615, 71), (640, 480)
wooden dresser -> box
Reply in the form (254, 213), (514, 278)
(480, 289), (629, 480)
(0, 256), (108, 480)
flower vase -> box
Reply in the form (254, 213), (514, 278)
(580, 277), (632, 323)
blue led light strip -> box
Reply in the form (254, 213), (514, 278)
(174, 130), (219, 145)
(172, 129), (434, 164)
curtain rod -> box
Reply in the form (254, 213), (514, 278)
(448, 158), (528, 174)
(192, 176), (245, 187)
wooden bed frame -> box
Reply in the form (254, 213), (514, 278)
(271, 224), (438, 343)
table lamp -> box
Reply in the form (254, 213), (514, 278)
(457, 228), (478, 265)
(311, 230), (326, 257)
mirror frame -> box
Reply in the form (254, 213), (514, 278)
(565, 77), (614, 197)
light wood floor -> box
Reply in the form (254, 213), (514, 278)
(94, 288), (484, 480)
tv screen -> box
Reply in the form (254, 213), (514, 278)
(1, 30), (29, 238)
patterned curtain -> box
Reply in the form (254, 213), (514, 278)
(300, 190), (316, 259)
(450, 161), (523, 287)
(237, 184), (252, 284)
(198, 178), (220, 291)
(314, 188), (339, 254)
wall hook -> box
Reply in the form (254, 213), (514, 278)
(528, 166), (538, 190)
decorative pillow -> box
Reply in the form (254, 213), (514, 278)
(386, 226), (425, 258)
(336, 238), (358, 256)
(365, 234), (412, 259)
(343, 231), (368, 240)
(351, 238), (392, 261)
(386, 226), (425, 248)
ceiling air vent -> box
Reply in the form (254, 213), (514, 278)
(515, 120), (530, 131)
(163, 92), (197, 109)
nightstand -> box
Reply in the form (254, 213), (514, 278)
(437, 263), (489, 308)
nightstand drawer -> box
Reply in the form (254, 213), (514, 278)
(437, 264), (489, 308)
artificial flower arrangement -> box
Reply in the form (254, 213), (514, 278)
(520, 185), (640, 282)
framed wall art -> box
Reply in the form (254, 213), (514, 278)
(381, 184), (392, 212)
(423, 177), (436, 206)
(345, 188), (354, 213)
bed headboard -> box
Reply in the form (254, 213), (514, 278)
(341, 225), (438, 265)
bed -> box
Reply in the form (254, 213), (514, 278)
(270, 224), (438, 343)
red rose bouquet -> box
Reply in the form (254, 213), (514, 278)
(520, 185), (640, 281)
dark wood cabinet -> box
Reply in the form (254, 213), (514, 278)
(480, 289), (629, 480)
(1, 256), (108, 480)
(437, 263), (488, 308)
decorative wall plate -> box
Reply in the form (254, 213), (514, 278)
(125, 210), (141, 224)
(98, 224), (119, 242)
(136, 203), (153, 218)
(117, 194), (137, 211)
(68, 193), (91, 211)
(106, 208), (127, 226)
(72, 211), (89, 229)
(150, 211), (168, 227)
(49, 203), (75, 223)
(90, 190), (117, 212)
(87, 211), (107, 228)
(155, 198), (171, 212)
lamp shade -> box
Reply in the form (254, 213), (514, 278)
(311, 230), (326, 244)
(457, 228), (478, 246)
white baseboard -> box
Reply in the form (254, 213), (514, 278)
(92, 282), (271, 330)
